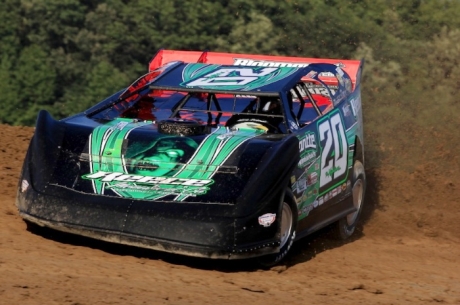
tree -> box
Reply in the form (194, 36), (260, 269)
(0, 0), (23, 59)
(0, 56), (20, 124)
(57, 60), (130, 116)
(215, 11), (280, 54)
(9, 45), (57, 125)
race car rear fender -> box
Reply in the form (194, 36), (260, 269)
(354, 136), (364, 165)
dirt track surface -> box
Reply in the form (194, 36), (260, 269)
(1, 123), (460, 305)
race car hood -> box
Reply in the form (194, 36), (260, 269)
(27, 111), (299, 205)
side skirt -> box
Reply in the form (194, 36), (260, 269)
(294, 195), (355, 241)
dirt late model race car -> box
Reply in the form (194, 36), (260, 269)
(16, 50), (366, 265)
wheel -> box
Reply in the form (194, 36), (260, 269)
(334, 160), (366, 240)
(258, 188), (297, 267)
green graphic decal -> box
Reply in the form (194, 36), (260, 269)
(180, 64), (299, 91)
(83, 120), (264, 201)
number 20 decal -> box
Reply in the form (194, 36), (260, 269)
(318, 112), (348, 190)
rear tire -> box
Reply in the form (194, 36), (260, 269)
(258, 188), (297, 267)
(334, 160), (366, 240)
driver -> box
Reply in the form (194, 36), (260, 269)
(259, 97), (281, 115)
(226, 97), (283, 132)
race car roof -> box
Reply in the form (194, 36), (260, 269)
(149, 62), (311, 95)
(149, 49), (362, 88)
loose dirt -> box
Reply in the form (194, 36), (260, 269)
(1, 123), (459, 305)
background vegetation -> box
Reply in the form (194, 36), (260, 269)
(1, 0), (459, 171)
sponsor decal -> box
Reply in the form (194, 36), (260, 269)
(111, 121), (129, 131)
(307, 172), (318, 185)
(289, 119), (299, 130)
(344, 78), (352, 92)
(326, 165), (342, 178)
(83, 171), (212, 187)
(295, 194), (304, 204)
(336, 67), (344, 76)
(180, 64), (298, 91)
(21, 179), (29, 193)
(298, 151), (316, 168)
(258, 213), (276, 227)
(299, 132), (316, 152)
(233, 118), (271, 125)
(295, 177), (307, 194)
(300, 197), (327, 216)
(306, 70), (318, 78)
(342, 103), (352, 117)
(295, 83), (337, 98)
(233, 59), (345, 78)
(313, 200), (319, 208)
(335, 67), (353, 92)
(302, 193), (308, 202)
(217, 130), (238, 140)
(301, 204), (314, 216)
(349, 97), (362, 117)
(331, 188), (337, 198)
(297, 131), (318, 168)
(234, 58), (309, 68)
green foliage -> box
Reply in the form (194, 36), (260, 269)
(22, 0), (88, 51)
(0, 0), (23, 58)
(2, 45), (58, 125)
(0, 0), (459, 172)
(215, 11), (280, 54)
(57, 60), (130, 116)
(0, 56), (20, 124)
(388, 0), (460, 41)
(355, 25), (460, 171)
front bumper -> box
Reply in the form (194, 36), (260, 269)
(16, 181), (281, 260)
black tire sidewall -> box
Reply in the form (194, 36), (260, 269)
(259, 188), (298, 266)
(337, 160), (366, 239)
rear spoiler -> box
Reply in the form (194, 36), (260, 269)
(149, 49), (363, 89)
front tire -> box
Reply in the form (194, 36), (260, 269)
(334, 160), (366, 240)
(258, 188), (297, 267)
